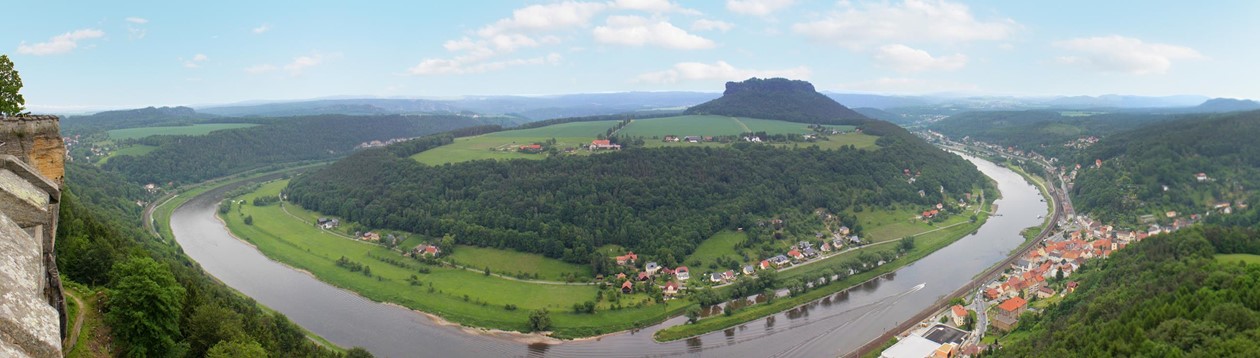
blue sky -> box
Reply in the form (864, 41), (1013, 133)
(4, 0), (1258, 112)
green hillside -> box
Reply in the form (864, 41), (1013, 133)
(929, 110), (1176, 158)
(1072, 110), (1260, 226)
(106, 123), (258, 140)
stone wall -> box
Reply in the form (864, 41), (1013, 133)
(0, 115), (64, 358)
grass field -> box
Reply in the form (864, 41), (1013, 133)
(96, 144), (158, 164)
(107, 123), (258, 140)
(1216, 253), (1260, 265)
(411, 120), (618, 165)
(222, 179), (687, 337)
(447, 245), (592, 281)
(684, 230), (749, 267)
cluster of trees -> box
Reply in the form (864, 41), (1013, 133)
(1072, 110), (1260, 226)
(287, 129), (986, 265)
(103, 114), (490, 184)
(992, 222), (1260, 356)
(683, 78), (868, 125)
(55, 164), (363, 357)
(929, 110), (1178, 159)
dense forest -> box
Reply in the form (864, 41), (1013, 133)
(993, 217), (1260, 356)
(56, 164), (360, 357)
(684, 78), (868, 125)
(103, 114), (492, 185)
(929, 110), (1177, 158)
(1072, 110), (1260, 226)
(60, 106), (217, 135)
(286, 122), (987, 265)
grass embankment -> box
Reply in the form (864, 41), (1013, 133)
(448, 245), (592, 281)
(1215, 253), (1260, 265)
(222, 180), (687, 338)
(1006, 163), (1054, 242)
(655, 199), (993, 341)
(106, 123), (258, 140)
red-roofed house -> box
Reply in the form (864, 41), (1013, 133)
(759, 260), (771, 270)
(663, 281), (680, 297)
(992, 297), (1028, 331)
(590, 139), (621, 150)
(621, 280), (633, 293)
(615, 251), (638, 266)
(788, 248), (804, 260)
(950, 305), (968, 326)
(675, 266), (690, 281)
(984, 288), (1000, 300)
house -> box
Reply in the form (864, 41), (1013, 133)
(413, 244), (441, 257)
(742, 265), (755, 275)
(759, 260), (771, 270)
(950, 305), (968, 326)
(616, 273), (627, 280)
(1036, 286), (1056, 299)
(984, 288), (1000, 300)
(837, 226), (851, 235)
(615, 251), (638, 266)
(820, 242), (832, 252)
(710, 273), (724, 283)
(361, 232), (381, 242)
(645, 262), (660, 275)
(770, 255), (791, 267)
(317, 218), (340, 230)
(675, 266), (690, 281)
(787, 248), (804, 260)
(921, 209), (940, 219)
(1196, 172), (1208, 182)
(660, 267), (674, 276)
(683, 135), (702, 143)
(621, 280), (633, 293)
(663, 135), (680, 142)
(1066, 281), (1079, 293)
(722, 270), (736, 281)
(991, 297), (1028, 331)
(663, 281), (680, 297)
(637, 272), (651, 281)
(590, 139), (621, 150)
(803, 248), (818, 258)
(518, 143), (543, 152)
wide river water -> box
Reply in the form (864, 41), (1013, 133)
(170, 154), (1045, 357)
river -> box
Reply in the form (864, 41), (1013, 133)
(169, 153), (1045, 357)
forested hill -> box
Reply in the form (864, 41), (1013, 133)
(684, 78), (868, 125)
(286, 125), (986, 264)
(1072, 110), (1260, 226)
(993, 217), (1260, 356)
(103, 114), (493, 185)
(928, 110), (1176, 158)
(61, 106), (218, 134)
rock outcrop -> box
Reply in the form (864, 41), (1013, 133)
(0, 115), (64, 358)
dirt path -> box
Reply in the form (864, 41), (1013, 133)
(730, 117), (751, 133)
(62, 289), (86, 352)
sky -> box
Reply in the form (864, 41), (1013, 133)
(3, 0), (1259, 112)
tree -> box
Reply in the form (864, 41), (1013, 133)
(244, 215), (254, 225)
(528, 309), (551, 332)
(106, 256), (186, 357)
(345, 347), (375, 358)
(206, 340), (268, 358)
(186, 304), (246, 358)
(0, 54), (24, 116)
(685, 305), (702, 324)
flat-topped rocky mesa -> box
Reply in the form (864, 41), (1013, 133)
(1, 114), (66, 358)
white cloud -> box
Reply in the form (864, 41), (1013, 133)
(612, 0), (700, 14)
(183, 53), (209, 68)
(244, 64), (278, 74)
(634, 60), (810, 84)
(727, 0), (795, 16)
(793, 0), (1016, 49)
(837, 77), (978, 93)
(873, 44), (967, 72)
(593, 15), (715, 50)
(692, 19), (735, 32)
(253, 24), (270, 34)
(17, 29), (105, 55)
(478, 1), (607, 37)
(125, 17), (148, 24)
(409, 53), (562, 75)
(284, 55), (324, 76)
(1052, 35), (1204, 75)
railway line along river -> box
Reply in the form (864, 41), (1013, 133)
(169, 153), (1045, 357)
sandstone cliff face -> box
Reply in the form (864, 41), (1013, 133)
(0, 116), (64, 185)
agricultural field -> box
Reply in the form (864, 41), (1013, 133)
(684, 230), (750, 268)
(222, 179), (686, 337)
(106, 123), (258, 140)
(410, 120), (617, 165)
(617, 115), (812, 138)
(96, 144), (158, 164)
(447, 245), (593, 281)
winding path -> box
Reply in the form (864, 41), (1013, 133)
(61, 289), (86, 353)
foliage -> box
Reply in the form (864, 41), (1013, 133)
(104, 114), (488, 184)
(0, 54), (25, 115)
(992, 224), (1260, 357)
(1072, 110), (1260, 226)
(106, 256), (186, 357)
(528, 309), (552, 332)
(206, 340), (268, 358)
(684, 78), (867, 124)
(288, 128), (986, 265)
